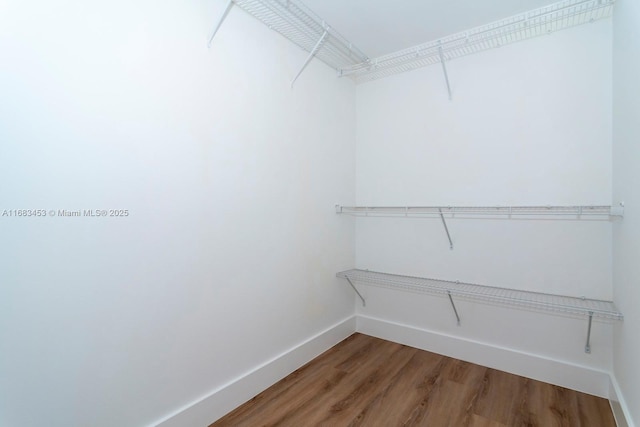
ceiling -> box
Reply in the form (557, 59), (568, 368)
(302, 0), (559, 58)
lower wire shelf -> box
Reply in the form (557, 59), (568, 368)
(336, 269), (623, 353)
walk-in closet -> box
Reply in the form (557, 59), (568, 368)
(0, 0), (638, 426)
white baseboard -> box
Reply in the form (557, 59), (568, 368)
(609, 375), (635, 427)
(153, 316), (356, 427)
(356, 315), (612, 399)
(153, 314), (630, 427)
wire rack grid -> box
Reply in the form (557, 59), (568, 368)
(337, 269), (623, 321)
(341, 0), (614, 83)
(336, 205), (622, 219)
(233, 0), (369, 70)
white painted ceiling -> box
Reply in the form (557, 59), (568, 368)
(302, 0), (559, 58)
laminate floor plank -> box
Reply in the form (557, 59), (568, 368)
(210, 334), (374, 427)
(278, 343), (417, 426)
(210, 333), (616, 427)
(346, 350), (447, 426)
(474, 368), (529, 425)
(253, 338), (404, 426)
(469, 414), (508, 427)
(576, 391), (618, 427)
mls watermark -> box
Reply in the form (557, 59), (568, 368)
(1, 209), (130, 218)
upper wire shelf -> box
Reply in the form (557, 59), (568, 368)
(232, 0), (369, 70)
(340, 0), (614, 83)
(336, 205), (624, 219)
(213, 0), (613, 87)
(337, 269), (623, 321)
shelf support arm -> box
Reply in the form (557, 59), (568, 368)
(438, 46), (453, 100)
(585, 311), (593, 353)
(447, 291), (461, 326)
(291, 30), (328, 88)
(345, 277), (366, 307)
(208, 0), (234, 48)
(439, 208), (454, 250)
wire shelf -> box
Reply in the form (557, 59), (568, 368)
(337, 269), (623, 321)
(233, 0), (369, 70)
(340, 0), (614, 83)
(336, 205), (623, 219)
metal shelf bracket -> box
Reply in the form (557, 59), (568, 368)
(447, 290), (461, 326)
(438, 208), (454, 250)
(291, 29), (329, 87)
(208, 0), (234, 48)
(438, 45), (453, 100)
(345, 277), (366, 307)
(585, 311), (593, 353)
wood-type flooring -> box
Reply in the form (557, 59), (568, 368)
(211, 333), (616, 426)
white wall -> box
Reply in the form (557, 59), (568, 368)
(354, 19), (614, 391)
(612, 0), (640, 424)
(0, 0), (628, 423)
(0, 1), (356, 426)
